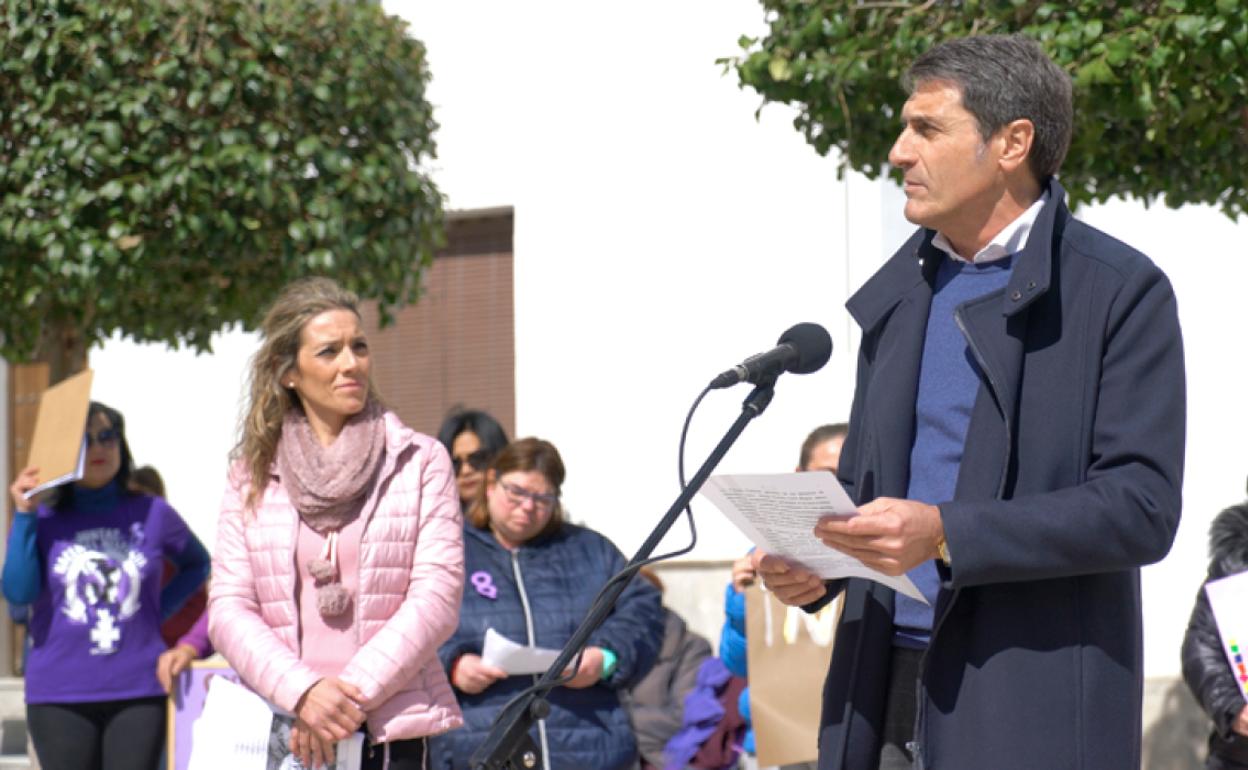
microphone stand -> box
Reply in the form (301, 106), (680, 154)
(470, 378), (778, 770)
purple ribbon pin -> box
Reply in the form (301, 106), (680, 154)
(470, 570), (498, 600)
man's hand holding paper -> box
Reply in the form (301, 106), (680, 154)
(750, 551), (827, 607)
(699, 472), (927, 603)
(813, 497), (945, 576)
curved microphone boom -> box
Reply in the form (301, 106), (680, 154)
(709, 322), (833, 389)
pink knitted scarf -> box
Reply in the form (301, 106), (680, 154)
(276, 399), (386, 617)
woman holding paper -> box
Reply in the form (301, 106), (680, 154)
(1182, 489), (1248, 769)
(4, 401), (211, 770)
(208, 277), (464, 770)
(430, 437), (663, 770)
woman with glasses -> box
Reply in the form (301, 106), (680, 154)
(4, 401), (211, 770)
(436, 409), (510, 512)
(208, 277), (464, 770)
(430, 438), (664, 770)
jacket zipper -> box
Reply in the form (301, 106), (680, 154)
(908, 307), (1015, 769)
(953, 306), (1015, 502)
(510, 551), (552, 770)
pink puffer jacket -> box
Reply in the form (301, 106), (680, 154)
(209, 412), (464, 742)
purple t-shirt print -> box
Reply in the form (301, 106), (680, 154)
(51, 522), (150, 655)
(25, 494), (195, 704)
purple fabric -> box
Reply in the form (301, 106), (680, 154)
(690, 675), (747, 769)
(176, 611), (213, 659)
(24, 494), (197, 703)
(663, 658), (733, 770)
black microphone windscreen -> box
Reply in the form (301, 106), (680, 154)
(777, 322), (833, 374)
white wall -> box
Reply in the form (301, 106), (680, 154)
(388, 0), (887, 564)
(79, 0), (1248, 680)
(90, 328), (257, 547)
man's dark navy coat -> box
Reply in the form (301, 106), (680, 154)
(819, 180), (1186, 770)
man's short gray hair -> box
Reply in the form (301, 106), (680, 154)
(903, 34), (1074, 182)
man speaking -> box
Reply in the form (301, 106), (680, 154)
(753, 34), (1185, 770)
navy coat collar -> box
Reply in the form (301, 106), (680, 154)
(847, 178), (1068, 333)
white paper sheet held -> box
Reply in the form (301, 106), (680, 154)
(481, 628), (563, 675)
(1204, 571), (1248, 702)
(700, 472), (927, 604)
(187, 674), (364, 770)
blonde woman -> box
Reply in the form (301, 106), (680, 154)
(209, 277), (463, 769)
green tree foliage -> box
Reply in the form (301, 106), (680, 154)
(723, 0), (1248, 218)
(1, 0), (442, 380)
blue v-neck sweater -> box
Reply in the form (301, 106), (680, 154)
(894, 255), (1014, 648)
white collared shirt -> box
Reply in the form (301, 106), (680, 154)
(932, 191), (1049, 264)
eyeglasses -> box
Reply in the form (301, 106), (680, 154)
(452, 449), (492, 475)
(85, 428), (120, 448)
(498, 480), (558, 512)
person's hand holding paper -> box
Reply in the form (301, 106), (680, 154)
(8, 466), (43, 514)
(699, 472), (926, 603)
(451, 654), (507, 695)
(750, 550), (827, 607)
(813, 497), (946, 576)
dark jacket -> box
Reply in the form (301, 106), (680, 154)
(1183, 500), (1248, 770)
(431, 522), (664, 770)
(624, 607), (713, 767)
(820, 179), (1185, 770)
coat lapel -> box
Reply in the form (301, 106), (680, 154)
(953, 180), (1066, 499)
(846, 230), (942, 499)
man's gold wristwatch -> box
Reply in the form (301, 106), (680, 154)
(936, 534), (951, 565)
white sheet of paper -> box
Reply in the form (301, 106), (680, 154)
(481, 627), (562, 675)
(700, 472), (927, 604)
(186, 676), (271, 770)
(1204, 571), (1248, 703)
(186, 675), (364, 770)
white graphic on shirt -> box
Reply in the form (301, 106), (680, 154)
(52, 526), (148, 655)
(90, 609), (121, 653)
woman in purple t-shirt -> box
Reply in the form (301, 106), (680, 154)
(4, 401), (211, 770)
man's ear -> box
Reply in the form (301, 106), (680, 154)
(997, 118), (1035, 174)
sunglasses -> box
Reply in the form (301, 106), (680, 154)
(85, 428), (120, 448)
(452, 449), (492, 475)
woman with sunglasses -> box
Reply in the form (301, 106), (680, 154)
(4, 401), (211, 770)
(430, 437), (664, 770)
(436, 409), (510, 512)
(209, 277), (464, 770)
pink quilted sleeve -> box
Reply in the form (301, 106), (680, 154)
(208, 473), (322, 713)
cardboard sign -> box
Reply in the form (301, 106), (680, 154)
(24, 368), (93, 498)
(745, 585), (840, 767)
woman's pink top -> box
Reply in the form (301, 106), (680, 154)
(296, 514), (366, 676)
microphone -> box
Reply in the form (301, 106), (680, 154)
(709, 322), (832, 389)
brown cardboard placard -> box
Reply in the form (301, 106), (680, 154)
(745, 584), (840, 767)
(25, 368), (93, 498)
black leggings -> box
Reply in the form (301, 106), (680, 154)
(27, 697), (166, 770)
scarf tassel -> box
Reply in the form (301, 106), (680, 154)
(309, 531), (351, 617)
